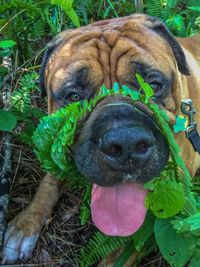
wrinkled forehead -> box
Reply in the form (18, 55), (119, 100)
(45, 18), (175, 92)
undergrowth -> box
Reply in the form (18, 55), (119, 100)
(11, 72), (46, 146)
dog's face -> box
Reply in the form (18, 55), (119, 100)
(40, 14), (190, 236)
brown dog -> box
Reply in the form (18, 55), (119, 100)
(3, 14), (200, 264)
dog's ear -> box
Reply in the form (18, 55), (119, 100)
(39, 35), (64, 97)
(145, 16), (190, 75)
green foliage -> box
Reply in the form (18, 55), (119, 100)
(136, 73), (154, 103)
(145, 179), (185, 218)
(190, 257), (200, 267)
(131, 211), (155, 251)
(143, 0), (200, 36)
(154, 218), (196, 267)
(0, 0), (81, 63)
(0, 109), (17, 131)
(143, 0), (177, 21)
(50, 0), (80, 27)
(74, 0), (134, 25)
(113, 240), (136, 267)
(78, 210), (155, 266)
(77, 231), (132, 266)
(0, 40), (17, 48)
(1, 0), (47, 61)
(80, 185), (92, 225)
(11, 72), (45, 146)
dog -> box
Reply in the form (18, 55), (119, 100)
(2, 14), (200, 264)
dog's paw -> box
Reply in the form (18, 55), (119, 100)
(2, 214), (40, 264)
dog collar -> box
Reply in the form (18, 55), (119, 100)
(181, 99), (200, 154)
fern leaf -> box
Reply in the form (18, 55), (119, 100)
(77, 231), (131, 266)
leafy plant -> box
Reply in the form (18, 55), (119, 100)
(143, 0), (200, 36)
(50, 0), (80, 27)
(10, 71), (46, 146)
(78, 231), (132, 266)
(0, 0), (81, 64)
(73, 0), (135, 25)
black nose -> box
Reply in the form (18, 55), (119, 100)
(99, 127), (155, 164)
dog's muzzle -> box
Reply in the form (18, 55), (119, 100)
(73, 100), (169, 186)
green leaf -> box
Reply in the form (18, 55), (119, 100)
(172, 212), (200, 234)
(136, 73), (154, 103)
(65, 8), (80, 27)
(0, 109), (17, 132)
(188, 6), (200, 12)
(145, 180), (185, 218)
(154, 218), (196, 267)
(132, 210), (155, 250)
(50, 0), (80, 27)
(0, 40), (16, 48)
(50, 0), (73, 9)
(190, 258), (200, 267)
(104, 6), (110, 18)
(81, 185), (92, 225)
(0, 49), (13, 58)
(173, 116), (187, 133)
(136, 73), (145, 87)
(113, 240), (135, 267)
(113, 82), (119, 93)
(143, 83), (154, 103)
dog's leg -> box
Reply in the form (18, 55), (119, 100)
(2, 173), (63, 263)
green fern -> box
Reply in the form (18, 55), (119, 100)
(77, 231), (132, 266)
(0, 0), (61, 61)
(143, 0), (200, 36)
(11, 72), (46, 146)
(144, 0), (163, 18)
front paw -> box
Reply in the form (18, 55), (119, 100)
(2, 213), (41, 264)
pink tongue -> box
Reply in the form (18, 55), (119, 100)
(91, 181), (147, 236)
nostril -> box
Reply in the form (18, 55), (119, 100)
(107, 144), (122, 158)
(135, 142), (149, 154)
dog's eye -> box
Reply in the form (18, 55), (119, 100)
(68, 93), (81, 102)
(150, 83), (161, 92)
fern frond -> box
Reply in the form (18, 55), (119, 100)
(11, 71), (45, 147)
(77, 231), (131, 266)
(144, 0), (163, 18)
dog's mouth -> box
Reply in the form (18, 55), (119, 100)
(91, 180), (147, 236)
